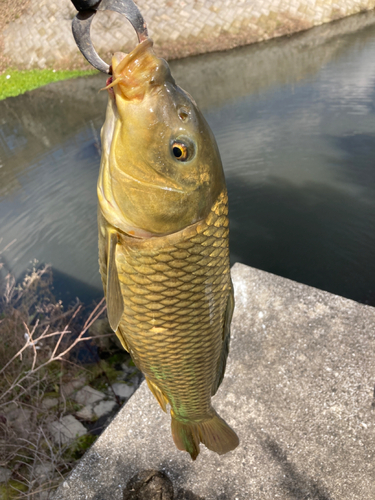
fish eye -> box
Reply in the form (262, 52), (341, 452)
(172, 141), (189, 161)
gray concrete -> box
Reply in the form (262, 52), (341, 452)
(3, 0), (375, 70)
(53, 263), (375, 499)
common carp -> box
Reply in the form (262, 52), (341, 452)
(97, 38), (239, 460)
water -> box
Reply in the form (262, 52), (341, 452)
(1, 11), (375, 305)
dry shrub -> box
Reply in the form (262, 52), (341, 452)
(0, 260), (108, 499)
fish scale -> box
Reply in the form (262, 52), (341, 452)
(112, 190), (230, 420)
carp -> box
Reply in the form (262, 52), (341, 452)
(97, 38), (239, 460)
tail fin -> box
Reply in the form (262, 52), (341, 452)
(171, 410), (239, 460)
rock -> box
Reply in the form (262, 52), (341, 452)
(6, 407), (31, 423)
(112, 383), (135, 399)
(6, 407), (32, 435)
(34, 463), (55, 479)
(89, 318), (123, 351)
(42, 397), (59, 409)
(50, 415), (87, 444)
(123, 470), (174, 500)
(61, 376), (86, 398)
(121, 362), (138, 375)
(175, 490), (205, 500)
(0, 467), (11, 483)
(76, 405), (94, 420)
(93, 400), (117, 418)
(73, 386), (105, 406)
(2, 402), (17, 414)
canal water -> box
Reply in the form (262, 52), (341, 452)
(1, 11), (375, 306)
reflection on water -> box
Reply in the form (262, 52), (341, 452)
(1, 11), (375, 304)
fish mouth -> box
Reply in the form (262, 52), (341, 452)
(104, 38), (172, 101)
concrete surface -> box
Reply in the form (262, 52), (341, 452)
(3, 0), (375, 70)
(53, 263), (375, 499)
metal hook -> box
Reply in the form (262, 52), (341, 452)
(71, 0), (149, 74)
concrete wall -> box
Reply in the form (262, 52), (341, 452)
(2, 0), (375, 70)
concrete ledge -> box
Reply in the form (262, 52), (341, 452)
(54, 263), (375, 500)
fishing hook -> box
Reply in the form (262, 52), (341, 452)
(71, 0), (149, 74)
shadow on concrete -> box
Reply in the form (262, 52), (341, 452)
(260, 434), (332, 500)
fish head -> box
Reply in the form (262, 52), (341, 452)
(99, 39), (225, 236)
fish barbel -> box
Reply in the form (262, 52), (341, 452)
(98, 38), (239, 460)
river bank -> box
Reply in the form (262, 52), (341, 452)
(1, 0), (375, 72)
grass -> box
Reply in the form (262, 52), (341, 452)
(0, 68), (97, 100)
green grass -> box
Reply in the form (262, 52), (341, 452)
(0, 68), (97, 100)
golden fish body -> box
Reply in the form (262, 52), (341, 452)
(98, 39), (239, 459)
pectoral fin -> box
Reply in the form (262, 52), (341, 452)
(106, 230), (124, 332)
(212, 281), (234, 396)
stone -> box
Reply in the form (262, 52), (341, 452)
(50, 415), (87, 445)
(175, 490), (205, 500)
(42, 397), (59, 409)
(121, 362), (138, 375)
(75, 405), (94, 421)
(34, 462), (55, 479)
(73, 386), (105, 406)
(93, 400), (117, 418)
(88, 318), (123, 351)
(112, 383), (135, 400)
(2, 402), (17, 414)
(123, 470), (173, 500)
(6, 407), (32, 435)
(0, 467), (11, 483)
(53, 264), (375, 499)
(61, 376), (87, 398)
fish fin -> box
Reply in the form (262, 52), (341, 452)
(146, 377), (168, 413)
(171, 409), (239, 461)
(212, 283), (235, 396)
(106, 230), (124, 332)
(115, 326), (130, 352)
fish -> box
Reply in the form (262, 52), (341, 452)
(97, 38), (239, 460)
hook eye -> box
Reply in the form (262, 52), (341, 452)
(71, 0), (149, 74)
